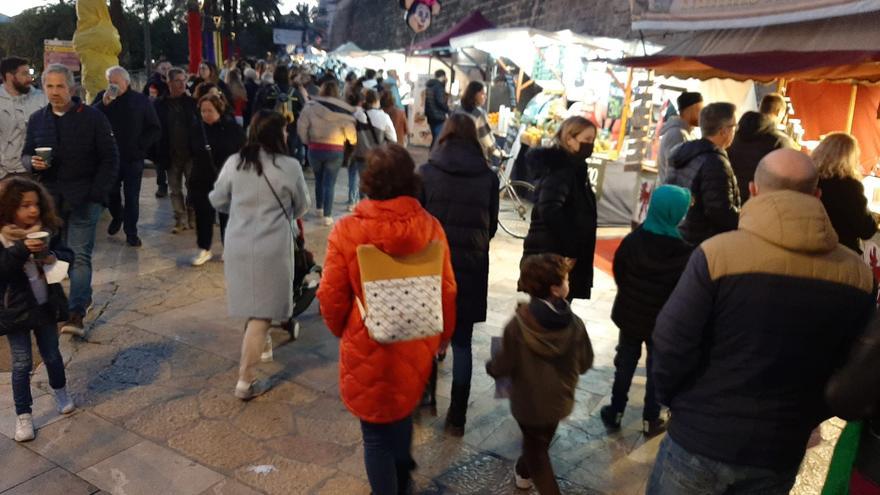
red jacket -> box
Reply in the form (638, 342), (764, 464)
(318, 196), (457, 423)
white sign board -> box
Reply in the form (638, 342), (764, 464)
(273, 29), (303, 46)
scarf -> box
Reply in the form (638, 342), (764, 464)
(642, 185), (691, 240)
(0, 223), (42, 246)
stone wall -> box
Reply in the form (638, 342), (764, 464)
(324, 0), (682, 51)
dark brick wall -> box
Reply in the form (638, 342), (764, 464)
(325, 0), (681, 51)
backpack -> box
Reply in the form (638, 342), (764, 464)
(271, 85), (300, 124)
(355, 242), (444, 344)
(354, 110), (385, 159)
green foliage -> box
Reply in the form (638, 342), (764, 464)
(0, 3), (78, 71)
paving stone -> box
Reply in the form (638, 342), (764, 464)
(167, 419), (268, 471)
(233, 455), (336, 495)
(231, 401), (295, 440)
(88, 383), (183, 420)
(197, 387), (247, 419)
(1, 467), (99, 495)
(265, 434), (352, 467)
(123, 395), (202, 441)
(22, 411), (141, 473)
(79, 440), (225, 495)
(295, 415), (362, 446)
(313, 473), (371, 495)
(252, 379), (320, 408)
(0, 435), (56, 491)
(199, 478), (263, 495)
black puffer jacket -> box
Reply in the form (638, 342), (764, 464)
(22, 98), (119, 208)
(424, 78), (449, 125)
(611, 228), (693, 341)
(419, 138), (499, 323)
(188, 116), (246, 192)
(0, 233), (74, 323)
(728, 111), (792, 202)
(818, 176), (877, 254)
(522, 147), (598, 299)
(94, 89), (162, 164)
(666, 138), (740, 245)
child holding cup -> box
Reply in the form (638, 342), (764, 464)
(0, 177), (75, 442)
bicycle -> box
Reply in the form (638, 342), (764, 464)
(495, 152), (535, 239)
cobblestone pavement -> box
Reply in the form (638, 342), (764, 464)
(0, 160), (838, 494)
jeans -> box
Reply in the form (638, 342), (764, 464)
(108, 160), (144, 237)
(348, 159), (364, 205)
(7, 321), (66, 415)
(515, 422), (560, 495)
(191, 189), (228, 251)
(168, 155), (192, 222)
(429, 122), (445, 148)
(646, 435), (799, 495)
(360, 415), (415, 495)
(309, 149), (344, 217)
(447, 319), (474, 427)
(63, 201), (103, 314)
(609, 332), (660, 421)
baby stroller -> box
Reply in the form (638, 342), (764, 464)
(280, 218), (322, 340)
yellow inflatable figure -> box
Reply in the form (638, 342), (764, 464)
(73, 0), (121, 102)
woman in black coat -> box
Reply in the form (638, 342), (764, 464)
(419, 113), (499, 435)
(813, 132), (877, 254)
(189, 94), (246, 266)
(522, 117), (598, 300)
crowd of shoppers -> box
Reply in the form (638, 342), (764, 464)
(4, 53), (880, 495)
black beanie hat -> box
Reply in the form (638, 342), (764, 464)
(677, 92), (703, 112)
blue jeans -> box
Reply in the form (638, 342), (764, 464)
(447, 319), (474, 426)
(7, 321), (66, 415)
(308, 149), (344, 217)
(360, 415), (415, 495)
(429, 122), (445, 148)
(348, 159), (364, 205)
(609, 332), (660, 421)
(63, 201), (103, 314)
(109, 160), (144, 237)
(647, 436), (799, 495)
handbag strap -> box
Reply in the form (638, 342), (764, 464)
(363, 109), (381, 146)
(199, 121), (218, 174)
(261, 171), (296, 240)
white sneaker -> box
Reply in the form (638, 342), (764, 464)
(514, 469), (533, 490)
(54, 387), (75, 414)
(191, 249), (212, 266)
(234, 379), (269, 401)
(14, 414), (35, 442)
(322, 216), (334, 227)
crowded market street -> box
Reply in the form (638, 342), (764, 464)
(0, 162), (839, 495)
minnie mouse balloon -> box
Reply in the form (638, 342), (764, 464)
(399, 0), (441, 33)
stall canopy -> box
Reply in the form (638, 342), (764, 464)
(620, 11), (880, 83)
(410, 10), (494, 52)
(330, 42), (367, 57)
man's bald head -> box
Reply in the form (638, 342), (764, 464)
(752, 149), (819, 197)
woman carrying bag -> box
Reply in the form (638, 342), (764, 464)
(189, 94), (245, 266)
(209, 110), (310, 400)
(318, 144), (457, 494)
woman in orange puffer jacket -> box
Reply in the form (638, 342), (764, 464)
(317, 143), (457, 495)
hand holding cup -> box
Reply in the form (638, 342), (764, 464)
(33, 147), (52, 171)
(25, 231), (50, 260)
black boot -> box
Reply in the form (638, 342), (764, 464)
(445, 381), (470, 436)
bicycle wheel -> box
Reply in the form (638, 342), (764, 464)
(498, 180), (535, 239)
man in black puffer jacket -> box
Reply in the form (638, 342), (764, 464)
(21, 64), (119, 337)
(666, 102), (741, 245)
(424, 70), (450, 148)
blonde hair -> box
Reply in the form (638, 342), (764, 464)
(554, 116), (596, 153)
(812, 132), (861, 180)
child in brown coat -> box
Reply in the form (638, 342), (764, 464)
(487, 254), (594, 494)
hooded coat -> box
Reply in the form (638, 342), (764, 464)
(666, 138), (740, 245)
(296, 96), (357, 150)
(727, 111), (795, 202)
(653, 190), (875, 470)
(522, 147), (597, 299)
(657, 116), (695, 183)
(611, 186), (694, 341)
(317, 197), (457, 424)
(419, 138), (500, 323)
(487, 302), (593, 426)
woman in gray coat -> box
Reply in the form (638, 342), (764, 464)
(209, 110), (310, 400)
